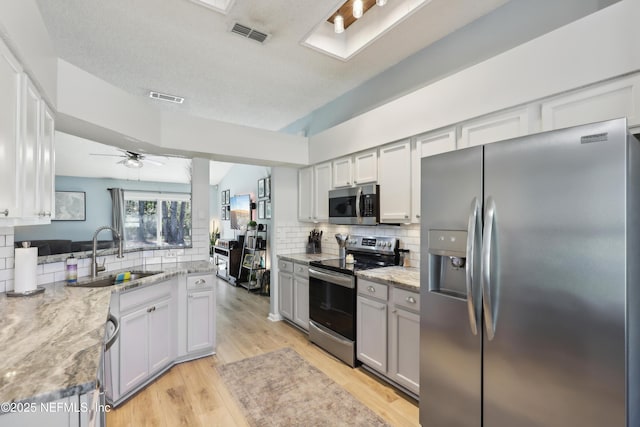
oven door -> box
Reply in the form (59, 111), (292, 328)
(308, 267), (355, 340)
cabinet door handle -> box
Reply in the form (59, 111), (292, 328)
(367, 286), (375, 293)
(406, 296), (416, 304)
(353, 180), (358, 184)
(195, 279), (206, 286)
(147, 307), (153, 313)
(1, 209), (7, 217)
(416, 214), (420, 219)
(404, 215), (409, 219)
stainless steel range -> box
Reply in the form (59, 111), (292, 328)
(308, 235), (399, 367)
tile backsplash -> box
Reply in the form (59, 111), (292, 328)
(0, 224), (209, 293)
(0, 227), (15, 293)
(274, 221), (421, 267)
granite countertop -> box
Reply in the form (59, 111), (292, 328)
(0, 260), (214, 407)
(277, 253), (337, 265)
(356, 266), (420, 291)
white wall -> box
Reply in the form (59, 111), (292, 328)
(309, 0), (640, 162)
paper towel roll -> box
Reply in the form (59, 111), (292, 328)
(15, 247), (38, 293)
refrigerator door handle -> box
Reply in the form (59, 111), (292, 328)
(482, 196), (497, 340)
(465, 197), (480, 335)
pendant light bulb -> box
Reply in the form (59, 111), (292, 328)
(334, 14), (344, 33)
(376, 0), (387, 6)
(353, 0), (363, 19)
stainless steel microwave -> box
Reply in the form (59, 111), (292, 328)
(328, 184), (380, 225)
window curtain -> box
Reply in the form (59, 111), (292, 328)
(109, 188), (125, 241)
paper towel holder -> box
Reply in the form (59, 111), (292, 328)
(7, 242), (45, 297)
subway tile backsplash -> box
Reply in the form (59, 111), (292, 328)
(273, 221), (421, 267)
(0, 224), (209, 293)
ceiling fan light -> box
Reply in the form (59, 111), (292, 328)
(376, 0), (387, 6)
(353, 0), (363, 19)
(124, 158), (143, 168)
(334, 15), (344, 33)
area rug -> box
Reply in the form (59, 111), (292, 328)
(217, 347), (390, 427)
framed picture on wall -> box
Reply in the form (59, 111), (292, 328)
(224, 189), (230, 204)
(258, 179), (265, 198)
(221, 205), (227, 220)
(54, 191), (86, 221)
(258, 200), (265, 219)
(265, 199), (272, 219)
(265, 176), (271, 198)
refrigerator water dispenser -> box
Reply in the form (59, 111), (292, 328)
(428, 229), (468, 297)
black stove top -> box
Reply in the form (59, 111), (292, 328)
(309, 258), (393, 276)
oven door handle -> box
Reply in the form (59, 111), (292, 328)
(309, 268), (355, 289)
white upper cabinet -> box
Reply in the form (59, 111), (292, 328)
(332, 156), (352, 188)
(378, 140), (411, 223)
(0, 37), (55, 224)
(411, 128), (457, 223)
(0, 41), (22, 220)
(20, 76), (55, 222)
(458, 106), (537, 148)
(21, 77), (41, 220)
(298, 162), (332, 222)
(541, 74), (640, 131)
(39, 103), (55, 219)
(353, 149), (377, 185)
(298, 166), (313, 222)
(313, 162), (332, 222)
(332, 149), (378, 188)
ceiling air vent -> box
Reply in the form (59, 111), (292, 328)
(149, 91), (184, 104)
(231, 22), (270, 44)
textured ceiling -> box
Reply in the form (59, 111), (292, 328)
(36, 0), (509, 132)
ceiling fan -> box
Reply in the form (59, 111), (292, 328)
(89, 149), (165, 168)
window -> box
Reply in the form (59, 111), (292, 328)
(123, 191), (191, 249)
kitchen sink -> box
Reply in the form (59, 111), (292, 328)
(67, 271), (163, 288)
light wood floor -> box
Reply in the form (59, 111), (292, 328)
(106, 279), (419, 426)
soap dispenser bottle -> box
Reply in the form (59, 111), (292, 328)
(66, 254), (78, 283)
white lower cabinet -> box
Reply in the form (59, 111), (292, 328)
(389, 305), (420, 393)
(278, 259), (294, 320)
(108, 278), (177, 405)
(357, 294), (387, 373)
(119, 305), (150, 392)
(292, 263), (309, 330)
(357, 278), (420, 396)
(187, 288), (215, 353)
(278, 259), (310, 331)
(119, 294), (172, 396)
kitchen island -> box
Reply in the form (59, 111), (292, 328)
(0, 260), (214, 426)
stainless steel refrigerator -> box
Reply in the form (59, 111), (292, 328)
(419, 118), (640, 427)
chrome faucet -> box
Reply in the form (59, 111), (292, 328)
(91, 226), (124, 278)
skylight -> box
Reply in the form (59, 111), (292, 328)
(302, 0), (431, 61)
